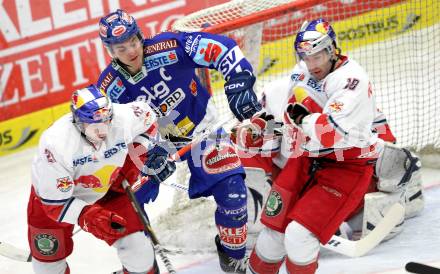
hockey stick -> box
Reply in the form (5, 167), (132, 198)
(162, 180), (405, 258)
(323, 202), (405, 257)
(122, 180), (176, 274)
(405, 262), (440, 274)
(0, 241), (32, 262)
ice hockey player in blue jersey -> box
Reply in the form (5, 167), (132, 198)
(96, 9), (262, 273)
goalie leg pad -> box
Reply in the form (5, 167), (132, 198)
(404, 169), (425, 219)
(362, 192), (405, 241)
(376, 143), (421, 192)
(212, 174), (248, 259)
(244, 167), (272, 249)
(113, 231), (155, 273)
(32, 258), (69, 274)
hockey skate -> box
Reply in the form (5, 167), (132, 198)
(215, 235), (248, 273)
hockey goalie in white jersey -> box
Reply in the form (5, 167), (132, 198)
(230, 19), (425, 273)
(27, 85), (176, 274)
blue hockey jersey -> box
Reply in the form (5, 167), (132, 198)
(97, 31), (253, 140)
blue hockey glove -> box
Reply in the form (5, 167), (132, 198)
(141, 145), (176, 185)
(134, 177), (161, 204)
(224, 71), (262, 121)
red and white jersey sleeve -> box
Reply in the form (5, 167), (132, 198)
(299, 58), (379, 154)
(31, 101), (156, 225)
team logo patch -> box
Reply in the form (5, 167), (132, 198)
(144, 39), (178, 55)
(218, 224), (247, 250)
(189, 79), (197, 96)
(106, 14), (118, 23)
(194, 38), (227, 67)
(99, 23), (108, 38)
(107, 77), (126, 101)
(56, 177), (73, 192)
(156, 89), (185, 116)
(112, 25), (126, 37)
(34, 233), (59, 256)
(265, 190), (283, 217)
(145, 50), (179, 72)
(329, 101), (344, 112)
(100, 72), (114, 90)
(202, 143), (241, 174)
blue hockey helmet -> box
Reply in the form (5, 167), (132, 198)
(294, 18), (337, 59)
(71, 85), (113, 127)
(99, 9), (142, 46)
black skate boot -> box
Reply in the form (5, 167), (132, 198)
(215, 235), (248, 273)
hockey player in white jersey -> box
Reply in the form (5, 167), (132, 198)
(237, 19), (424, 274)
(27, 85), (176, 274)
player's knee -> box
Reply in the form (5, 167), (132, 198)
(113, 232), (155, 273)
(32, 258), (69, 274)
(255, 227), (286, 261)
(213, 174), (248, 225)
(284, 221), (319, 264)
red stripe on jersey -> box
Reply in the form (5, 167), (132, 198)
(315, 114), (343, 148)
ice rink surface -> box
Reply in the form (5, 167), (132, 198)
(0, 147), (439, 274)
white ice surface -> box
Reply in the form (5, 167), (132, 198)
(0, 147), (440, 274)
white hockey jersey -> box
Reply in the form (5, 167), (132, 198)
(31, 101), (156, 225)
(262, 57), (386, 157)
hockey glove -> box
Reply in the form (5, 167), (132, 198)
(224, 71), (262, 121)
(138, 145), (176, 203)
(78, 204), (127, 241)
(285, 103), (310, 126)
(231, 112), (280, 148)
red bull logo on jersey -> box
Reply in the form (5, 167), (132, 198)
(56, 177), (73, 192)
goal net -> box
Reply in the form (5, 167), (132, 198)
(153, 0), (440, 253)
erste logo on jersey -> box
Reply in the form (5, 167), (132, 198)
(107, 77), (126, 102)
(145, 50), (178, 72)
(193, 38), (227, 67)
(218, 46), (244, 77)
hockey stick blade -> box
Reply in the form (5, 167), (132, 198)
(405, 262), (440, 274)
(323, 202), (405, 257)
(0, 241), (31, 262)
